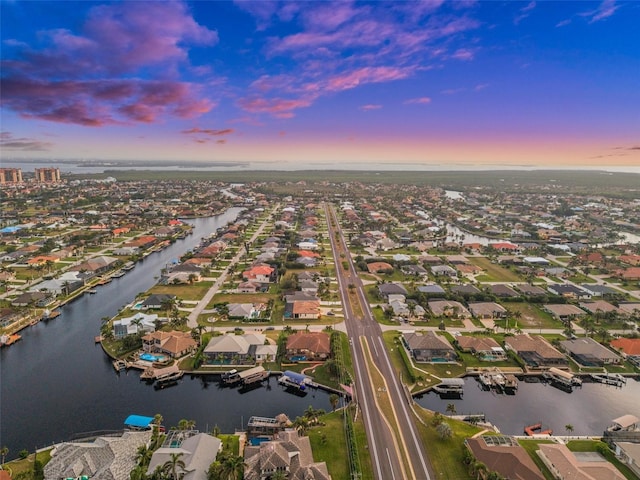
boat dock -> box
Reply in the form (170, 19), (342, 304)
(141, 364), (181, 381)
(0, 334), (22, 347)
(433, 378), (465, 395)
(477, 368), (518, 393)
(221, 366), (269, 386)
(524, 422), (553, 436)
(542, 367), (581, 391)
(590, 372), (626, 387)
(113, 359), (128, 371)
(278, 370), (315, 391)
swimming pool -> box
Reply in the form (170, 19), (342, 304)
(140, 353), (166, 362)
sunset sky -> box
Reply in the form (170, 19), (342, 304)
(1, 0), (638, 169)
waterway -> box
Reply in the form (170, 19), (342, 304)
(0, 209), (331, 458)
(415, 376), (640, 436)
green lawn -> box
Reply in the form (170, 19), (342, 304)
(308, 411), (350, 479)
(517, 439), (556, 480)
(148, 281), (214, 301)
(566, 440), (638, 480)
(468, 256), (522, 282)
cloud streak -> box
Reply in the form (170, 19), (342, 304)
(0, 132), (53, 151)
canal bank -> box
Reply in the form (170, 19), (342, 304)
(0, 209), (332, 460)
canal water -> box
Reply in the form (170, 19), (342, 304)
(0, 209), (331, 458)
(415, 376), (640, 436)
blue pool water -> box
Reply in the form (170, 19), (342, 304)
(140, 353), (164, 362)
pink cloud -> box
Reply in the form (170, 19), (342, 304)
(1, 1), (216, 126)
(404, 97), (432, 105)
(327, 66), (412, 92)
(1, 77), (213, 126)
(359, 104), (382, 111)
(237, 96), (314, 118)
(581, 0), (619, 22)
(451, 48), (476, 61)
(182, 128), (234, 136)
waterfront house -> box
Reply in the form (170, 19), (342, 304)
(559, 337), (621, 366)
(203, 333), (268, 364)
(11, 291), (55, 307)
(538, 443), (625, 480)
(147, 432), (222, 480)
(141, 294), (176, 310)
(614, 442), (640, 478)
(504, 334), (567, 368)
(113, 312), (158, 338)
(244, 429), (332, 480)
(455, 336), (506, 361)
(465, 436), (545, 480)
(0, 308), (21, 328)
(402, 331), (457, 363)
(285, 331), (331, 361)
(610, 338), (640, 367)
(44, 430), (152, 480)
(70, 255), (118, 275)
(141, 330), (196, 358)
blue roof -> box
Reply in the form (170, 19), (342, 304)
(124, 414), (154, 428)
(283, 370), (308, 385)
(0, 226), (21, 234)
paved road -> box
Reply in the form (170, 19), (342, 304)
(186, 206), (277, 328)
(325, 203), (433, 480)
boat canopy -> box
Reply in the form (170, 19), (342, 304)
(282, 370), (309, 385)
(124, 414), (154, 429)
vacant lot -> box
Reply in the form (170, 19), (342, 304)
(469, 256), (522, 282)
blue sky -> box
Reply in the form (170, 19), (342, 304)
(1, 0), (638, 169)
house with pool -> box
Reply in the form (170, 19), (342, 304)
(113, 312), (158, 338)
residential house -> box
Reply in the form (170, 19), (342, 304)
(504, 334), (568, 368)
(455, 336), (506, 361)
(547, 284), (590, 299)
(559, 337), (621, 366)
(378, 282), (408, 298)
(285, 331), (331, 361)
(543, 304), (586, 322)
(468, 302), (507, 319)
(237, 281), (263, 293)
(44, 431), (152, 480)
(141, 294), (176, 310)
(400, 264), (429, 277)
(147, 433), (222, 480)
(367, 261), (394, 274)
(417, 284), (446, 296)
(615, 442), (640, 478)
(0, 308), (21, 328)
(579, 300), (621, 316)
(70, 255), (118, 275)
(428, 300), (470, 318)
(284, 297), (321, 320)
(244, 429), (331, 480)
(451, 284), (482, 297)
(517, 284), (548, 297)
(610, 338), (640, 367)
(465, 436), (544, 480)
(538, 443), (625, 480)
(431, 264), (457, 277)
(203, 333), (268, 364)
(141, 330), (196, 358)
(402, 331), (457, 363)
(113, 313), (158, 338)
(242, 264), (276, 284)
(11, 291), (55, 307)
(488, 284), (520, 298)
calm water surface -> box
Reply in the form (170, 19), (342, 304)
(0, 210), (330, 458)
(415, 377), (640, 436)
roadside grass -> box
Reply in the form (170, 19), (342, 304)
(468, 256), (522, 282)
(308, 411), (350, 480)
(361, 339), (414, 479)
(413, 407), (481, 479)
(148, 281), (214, 301)
(517, 439), (556, 480)
(3, 449), (52, 476)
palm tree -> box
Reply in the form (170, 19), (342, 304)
(270, 471), (288, 480)
(136, 444), (153, 467)
(329, 393), (340, 411)
(162, 452), (186, 480)
(565, 424), (574, 434)
(220, 454), (245, 480)
(446, 403), (457, 416)
(0, 446), (8, 466)
(130, 465), (149, 480)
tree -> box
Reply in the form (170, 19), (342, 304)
(329, 393), (340, 411)
(162, 452), (186, 480)
(446, 403), (457, 416)
(436, 421), (453, 439)
(565, 424), (574, 434)
(136, 444), (153, 467)
(0, 446), (8, 466)
(220, 454), (245, 480)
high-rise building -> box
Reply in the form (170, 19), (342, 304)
(0, 168), (23, 184)
(34, 167), (61, 183)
